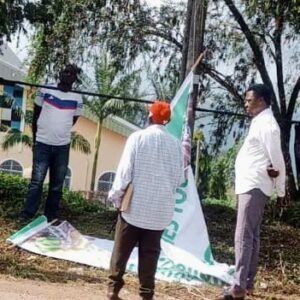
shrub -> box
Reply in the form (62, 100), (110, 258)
(0, 172), (110, 218)
(280, 202), (300, 228)
(61, 190), (107, 215)
(207, 144), (240, 200)
(0, 173), (29, 215)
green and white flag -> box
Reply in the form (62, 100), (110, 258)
(161, 71), (234, 285)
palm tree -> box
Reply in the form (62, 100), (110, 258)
(1, 128), (33, 150)
(1, 128), (91, 154)
(85, 53), (143, 191)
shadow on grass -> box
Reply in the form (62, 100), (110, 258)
(202, 201), (236, 265)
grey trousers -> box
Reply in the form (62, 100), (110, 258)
(234, 188), (269, 291)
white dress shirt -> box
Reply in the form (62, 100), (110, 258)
(235, 108), (285, 197)
(108, 124), (184, 230)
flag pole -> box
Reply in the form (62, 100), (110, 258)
(191, 51), (206, 73)
(190, 52), (205, 184)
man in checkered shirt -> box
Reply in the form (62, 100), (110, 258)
(107, 101), (184, 300)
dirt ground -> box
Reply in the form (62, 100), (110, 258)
(0, 275), (179, 300)
(2, 275), (300, 300)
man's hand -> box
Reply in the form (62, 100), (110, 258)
(267, 164), (279, 178)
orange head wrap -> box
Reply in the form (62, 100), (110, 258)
(148, 101), (171, 125)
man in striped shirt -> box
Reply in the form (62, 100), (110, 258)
(107, 101), (184, 300)
(18, 64), (82, 223)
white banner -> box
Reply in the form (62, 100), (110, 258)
(9, 216), (233, 285)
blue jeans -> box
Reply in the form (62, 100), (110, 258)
(23, 141), (70, 220)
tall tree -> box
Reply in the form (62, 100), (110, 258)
(24, 0), (186, 83)
(84, 53), (142, 191)
(9, 0), (300, 196)
(200, 0), (300, 197)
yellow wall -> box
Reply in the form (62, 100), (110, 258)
(0, 116), (128, 191)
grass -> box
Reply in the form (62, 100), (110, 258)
(0, 194), (300, 299)
(202, 199), (300, 299)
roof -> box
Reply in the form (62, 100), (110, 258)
(82, 107), (141, 137)
(0, 44), (26, 81)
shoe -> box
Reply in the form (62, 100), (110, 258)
(222, 286), (245, 300)
(107, 291), (120, 300)
(17, 211), (33, 224)
(44, 213), (58, 223)
(246, 288), (254, 296)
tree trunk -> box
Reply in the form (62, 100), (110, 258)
(185, 0), (207, 76)
(90, 120), (103, 191)
(180, 0), (193, 83)
(280, 121), (298, 200)
(224, 0), (280, 119)
(294, 123), (300, 199)
(182, 0), (208, 131)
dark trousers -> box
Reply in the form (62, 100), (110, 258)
(108, 215), (163, 299)
(23, 141), (70, 220)
(234, 188), (268, 292)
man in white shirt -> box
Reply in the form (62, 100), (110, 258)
(107, 101), (184, 300)
(18, 64), (83, 223)
(224, 84), (286, 300)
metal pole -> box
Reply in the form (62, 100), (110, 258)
(195, 139), (201, 184)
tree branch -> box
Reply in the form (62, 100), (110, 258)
(143, 28), (183, 51)
(223, 0), (280, 118)
(203, 64), (244, 104)
(287, 76), (300, 121)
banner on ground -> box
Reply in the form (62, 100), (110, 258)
(7, 71), (234, 286)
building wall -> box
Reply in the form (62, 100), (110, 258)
(0, 45), (27, 132)
(70, 116), (127, 191)
(0, 84), (26, 131)
(0, 116), (127, 192)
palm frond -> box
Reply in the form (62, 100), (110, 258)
(1, 129), (32, 151)
(0, 124), (9, 132)
(70, 132), (91, 154)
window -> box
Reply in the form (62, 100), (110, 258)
(64, 167), (72, 190)
(97, 172), (116, 193)
(0, 159), (23, 176)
